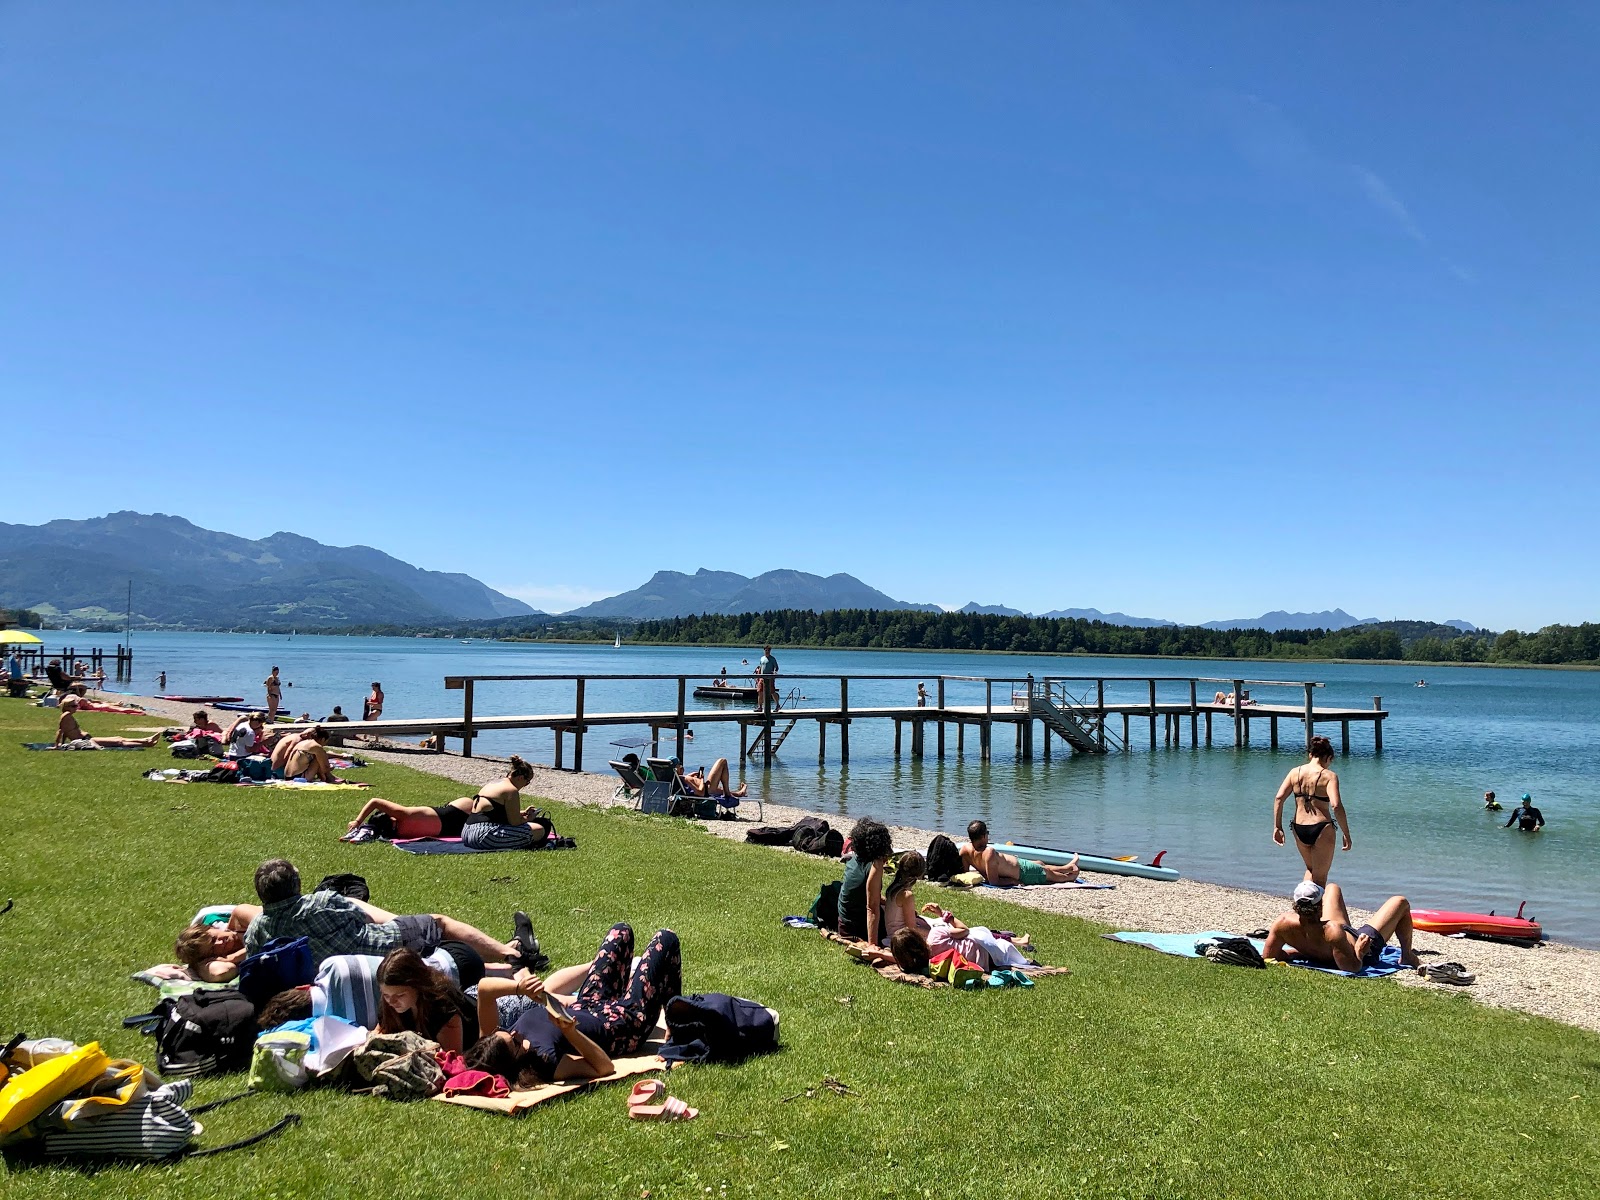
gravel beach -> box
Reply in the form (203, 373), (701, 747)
(113, 691), (1600, 1035)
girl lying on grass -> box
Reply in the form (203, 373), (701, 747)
(376, 947), (480, 1053)
(882, 851), (1035, 974)
(464, 922), (680, 1087)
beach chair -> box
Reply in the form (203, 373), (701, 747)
(610, 760), (647, 806)
(638, 776), (675, 816)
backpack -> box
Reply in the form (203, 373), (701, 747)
(237, 937), (314, 1008)
(661, 994), (779, 1065)
(667, 792), (697, 819)
(315, 874), (370, 902)
(203, 761), (240, 783)
(238, 755), (271, 782)
(1195, 936), (1266, 969)
(140, 989), (258, 1078)
(809, 880), (842, 932)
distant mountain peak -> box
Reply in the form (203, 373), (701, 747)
(568, 567), (941, 619)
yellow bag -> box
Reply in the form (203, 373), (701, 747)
(60, 1060), (148, 1122)
(0, 1042), (110, 1138)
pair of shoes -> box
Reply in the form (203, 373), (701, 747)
(340, 826), (378, 844)
(1424, 961), (1475, 986)
(509, 911), (551, 973)
(628, 1079), (698, 1121)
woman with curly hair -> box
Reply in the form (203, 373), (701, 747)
(839, 817), (892, 945)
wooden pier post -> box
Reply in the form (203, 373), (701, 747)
(554, 729), (564, 770)
(1373, 697), (1383, 753)
(818, 718), (827, 764)
(1042, 724), (1051, 760)
(462, 679), (476, 760)
(1232, 679), (1244, 748)
(573, 678), (586, 772)
(1270, 715), (1279, 749)
(982, 682), (992, 762)
(1188, 680), (1198, 746)
(936, 678), (946, 759)
(676, 678), (687, 765)
(1303, 683), (1315, 752)
(1148, 679), (1158, 749)
(1022, 719), (1033, 761)
(839, 678), (850, 763)
(739, 720), (748, 762)
(894, 720), (902, 757)
(957, 720), (965, 757)
(1341, 719), (1350, 755)
(911, 719), (924, 758)
(1122, 712), (1130, 746)
(1096, 679), (1106, 750)
(1205, 711), (1213, 746)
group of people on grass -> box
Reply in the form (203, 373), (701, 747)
(1266, 734), (1420, 972)
(172, 854), (682, 1086)
(834, 817), (1053, 978)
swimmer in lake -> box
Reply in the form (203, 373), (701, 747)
(1271, 735), (1351, 886)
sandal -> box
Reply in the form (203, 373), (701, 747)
(629, 1093), (699, 1122)
(1424, 962), (1475, 986)
(628, 1080), (665, 1109)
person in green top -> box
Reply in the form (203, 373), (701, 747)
(839, 818), (892, 944)
(753, 645), (778, 714)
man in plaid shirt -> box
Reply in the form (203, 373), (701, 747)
(245, 859), (533, 968)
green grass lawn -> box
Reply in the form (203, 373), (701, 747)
(2, 700), (1597, 1199)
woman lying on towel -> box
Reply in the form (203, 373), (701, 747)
(173, 904), (264, 982)
(54, 696), (163, 749)
(883, 851), (1034, 973)
(463, 922), (681, 1087)
(341, 757), (544, 843)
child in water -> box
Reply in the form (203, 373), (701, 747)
(1483, 791), (1502, 811)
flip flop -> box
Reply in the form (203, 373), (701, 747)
(1001, 969), (1035, 988)
(628, 1080), (666, 1109)
(629, 1093), (698, 1122)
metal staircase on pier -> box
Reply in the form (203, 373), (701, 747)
(1029, 679), (1123, 754)
(745, 687), (807, 759)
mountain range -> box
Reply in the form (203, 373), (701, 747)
(569, 569), (942, 620)
(0, 512), (537, 628)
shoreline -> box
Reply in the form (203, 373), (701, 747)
(112, 689), (1600, 1035)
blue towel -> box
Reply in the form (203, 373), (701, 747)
(1107, 931), (1405, 979)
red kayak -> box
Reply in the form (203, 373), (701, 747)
(158, 695), (244, 703)
(1412, 904), (1542, 942)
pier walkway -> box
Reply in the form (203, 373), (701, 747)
(280, 672), (1388, 771)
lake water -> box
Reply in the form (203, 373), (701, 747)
(45, 630), (1600, 945)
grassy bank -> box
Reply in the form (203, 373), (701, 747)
(1, 701), (1596, 1199)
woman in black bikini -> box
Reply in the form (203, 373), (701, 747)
(1271, 735), (1350, 885)
(461, 755), (547, 851)
(339, 756), (537, 842)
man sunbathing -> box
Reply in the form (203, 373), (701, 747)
(54, 696), (163, 749)
(959, 820), (1079, 886)
(244, 858), (542, 970)
(1263, 881), (1421, 972)
(173, 904), (263, 982)
(678, 757), (746, 799)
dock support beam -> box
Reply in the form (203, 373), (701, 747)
(463, 679), (476, 760)
(1303, 683), (1316, 752)
(1149, 679), (1158, 750)
(894, 720), (902, 757)
(839, 679), (850, 764)
(676, 678), (687, 767)
(739, 721), (748, 762)
(1205, 711), (1212, 746)
(573, 678), (585, 772)
(1374, 697), (1384, 753)
(1341, 719), (1350, 756)
(982, 682), (992, 762)
(912, 719), (924, 758)
(1270, 715), (1278, 749)
(937, 678), (946, 759)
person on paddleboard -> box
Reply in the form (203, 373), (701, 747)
(1271, 735), (1351, 886)
(1505, 794), (1545, 832)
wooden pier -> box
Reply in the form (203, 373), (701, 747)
(279, 672), (1388, 771)
(7, 644), (135, 682)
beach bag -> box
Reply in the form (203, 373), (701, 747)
(667, 792), (697, 818)
(204, 760), (240, 783)
(248, 1031), (311, 1093)
(144, 989), (257, 1079)
(660, 994), (779, 1065)
(809, 880), (842, 932)
(0, 1042), (109, 1139)
(170, 739), (201, 759)
(239, 755), (272, 781)
(1196, 936), (1266, 969)
(315, 873), (371, 902)
(30, 1080), (301, 1160)
(237, 937), (314, 1008)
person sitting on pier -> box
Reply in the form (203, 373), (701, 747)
(959, 820), (1080, 886)
(245, 857), (538, 970)
(1263, 881), (1420, 972)
(1271, 735), (1351, 886)
(460, 755), (551, 851)
(839, 818), (893, 945)
(678, 757), (747, 799)
(53, 696), (163, 750)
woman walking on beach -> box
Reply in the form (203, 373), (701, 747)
(1272, 735), (1350, 886)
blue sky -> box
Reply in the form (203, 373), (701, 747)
(3, 4), (1596, 628)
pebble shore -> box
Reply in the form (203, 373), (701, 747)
(116, 692), (1600, 1034)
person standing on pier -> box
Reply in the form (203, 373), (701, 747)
(754, 645), (778, 714)
(264, 666), (284, 719)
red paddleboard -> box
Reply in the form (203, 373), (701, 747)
(158, 695), (244, 703)
(1412, 907), (1542, 942)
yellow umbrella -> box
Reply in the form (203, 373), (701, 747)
(0, 629), (44, 644)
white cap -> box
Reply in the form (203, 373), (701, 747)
(1292, 881), (1325, 905)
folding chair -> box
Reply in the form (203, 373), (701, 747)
(609, 760), (647, 806)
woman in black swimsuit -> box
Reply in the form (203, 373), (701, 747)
(1271, 735), (1351, 885)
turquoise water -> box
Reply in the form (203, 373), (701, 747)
(48, 631), (1600, 945)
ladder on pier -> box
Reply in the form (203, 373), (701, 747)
(746, 719), (798, 759)
(1029, 682), (1120, 754)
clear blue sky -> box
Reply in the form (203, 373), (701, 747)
(4, 4), (1596, 629)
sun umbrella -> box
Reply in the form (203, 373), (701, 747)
(0, 629), (44, 644)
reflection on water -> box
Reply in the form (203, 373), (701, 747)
(63, 631), (1600, 945)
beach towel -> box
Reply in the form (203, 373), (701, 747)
(817, 929), (1071, 989)
(977, 880), (1115, 892)
(391, 836), (576, 855)
(24, 742), (145, 751)
(1105, 931), (1406, 979)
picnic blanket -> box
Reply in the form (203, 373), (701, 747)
(77, 702), (146, 714)
(817, 928), (1071, 989)
(1105, 930), (1407, 979)
(392, 836), (576, 855)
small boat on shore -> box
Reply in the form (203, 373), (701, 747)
(158, 694), (243, 703)
(1412, 904), (1541, 943)
(694, 684), (760, 701)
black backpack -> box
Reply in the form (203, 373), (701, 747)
(661, 993), (779, 1065)
(810, 880), (842, 931)
(791, 817), (842, 857)
(137, 988), (258, 1078)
